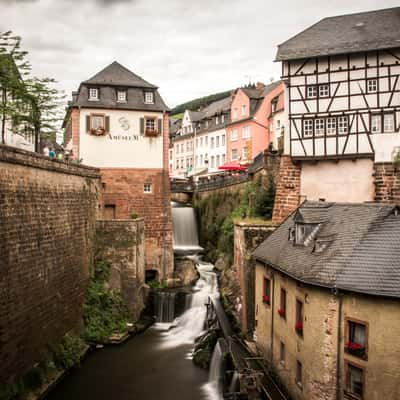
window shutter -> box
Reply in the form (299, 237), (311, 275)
(158, 118), (162, 134)
(105, 116), (110, 133)
(86, 115), (90, 132)
(140, 118), (144, 135)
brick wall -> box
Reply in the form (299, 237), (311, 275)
(100, 168), (173, 280)
(0, 145), (100, 384)
(272, 155), (302, 225)
(96, 219), (145, 321)
(374, 162), (400, 202)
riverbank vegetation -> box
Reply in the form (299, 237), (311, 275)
(195, 175), (275, 267)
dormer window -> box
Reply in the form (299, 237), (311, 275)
(144, 91), (154, 104)
(293, 223), (318, 245)
(117, 90), (127, 102)
(88, 88), (99, 101)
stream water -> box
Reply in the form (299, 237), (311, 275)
(46, 204), (223, 400)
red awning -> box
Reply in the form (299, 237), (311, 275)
(218, 160), (249, 171)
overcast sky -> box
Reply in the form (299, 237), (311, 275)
(0, 0), (398, 108)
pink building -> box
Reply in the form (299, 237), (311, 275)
(226, 81), (285, 163)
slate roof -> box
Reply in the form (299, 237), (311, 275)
(276, 7), (400, 61)
(204, 96), (231, 118)
(69, 61), (169, 112)
(253, 201), (400, 298)
(83, 61), (157, 88)
(188, 110), (205, 122)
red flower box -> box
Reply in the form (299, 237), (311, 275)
(345, 341), (363, 350)
(145, 129), (159, 137)
(278, 308), (286, 317)
(262, 295), (270, 304)
(295, 322), (303, 332)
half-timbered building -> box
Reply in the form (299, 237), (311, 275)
(273, 8), (400, 223)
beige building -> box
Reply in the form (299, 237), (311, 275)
(253, 201), (400, 400)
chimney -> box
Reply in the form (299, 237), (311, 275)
(256, 82), (266, 90)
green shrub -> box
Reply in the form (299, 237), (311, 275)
(83, 273), (130, 343)
(52, 334), (85, 370)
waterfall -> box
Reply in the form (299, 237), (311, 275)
(171, 204), (203, 254)
(158, 260), (218, 348)
(155, 292), (176, 323)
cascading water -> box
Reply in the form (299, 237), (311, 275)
(203, 340), (224, 400)
(171, 203), (203, 254)
(155, 292), (176, 323)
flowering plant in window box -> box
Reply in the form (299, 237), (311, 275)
(90, 127), (106, 136)
(295, 322), (303, 333)
(345, 341), (366, 358)
(262, 295), (270, 304)
(145, 129), (159, 137)
(278, 308), (286, 317)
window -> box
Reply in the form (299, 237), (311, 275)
(327, 117), (336, 135)
(103, 204), (116, 220)
(211, 137), (215, 148)
(205, 136), (208, 146)
(231, 129), (238, 141)
(91, 114), (105, 130)
(143, 183), (152, 193)
(315, 118), (325, 136)
(338, 116), (349, 134)
(271, 99), (278, 113)
(278, 288), (286, 318)
(303, 119), (313, 137)
(195, 156), (198, 166)
(88, 88), (99, 101)
(196, 138), (199, 148)
(231, 148), (238, 160)
(200, 137), (203, 147)
(371, 114), (381, 133)
(216, 136), (220, 147)
(144, 91), (154, 104)
(280, 342), (285, 363)
(296, 361), (302, 388)
(222, 134), (226, 146)
(216, 155), (220, 167)
(276, 120), (281, 128)
(346, 363), (363, 399)
(204, 154), (208, 164)
(222, 154), (226, 164)
(384, 113), (395, 132)
(233, 108), (238, 119)
(242, 126), (251, 139)
(263, 277), (271, 305)
(211, 156), (215, 168)
(200, 155), (203, 165)
(216, 116), (219, 124)
(221, 115), (225, 123)
(307, 85), (317, 98)
(295, 299), (303, 335)
(367, 79), (377, 93)
(242, 104), (247, 116)
(345, 320), (367, 359)
(145, 117), (156, 133)
(319, 84), (329, 97)
(242, 146), (248, 160)
(117, 90), (127, 102)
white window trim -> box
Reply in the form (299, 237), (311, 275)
(117, 90), (127, 103)
(144, 91), (154, 104)
(88, 88), (99, 101)
(143, 183), (152, 193)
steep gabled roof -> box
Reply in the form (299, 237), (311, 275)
(276, 7), (400, 61)
(83, 61), (157, 88)
(253, 201), (400, 298)
(187, 110), (205, 122)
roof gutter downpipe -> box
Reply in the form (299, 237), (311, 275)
(270, 270), (275, 366)
(334, 286), (343, 400)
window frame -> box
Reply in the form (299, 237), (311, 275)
(117, 90), (127, 103)
(242, 125), (251, 139)
(144, 116), (157, 136)
(344, 361), (365, 400)
(315, 118), (325, 137)
(143, 183), (152, 193)
(366, 78), (377, 93)
(295, 298), (304, 336)
(278, 287), (286, 319)
(345, 317), (368, 360)
(303, 119), (314, 137)
(327, 117), (337, 136)
(88, 87), (99, 101)
(306, 85), (317, 98)
(263, 277), (271, 305)
(319, 84), (330, 97)
(144, 91), (154, 104)
(231, 148), (238, 161)
(231, 129), (238, 141)
(338, 116), (349, 134)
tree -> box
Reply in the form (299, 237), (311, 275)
(0, 31), (31, 145)
(25, 77), (65, 152)
(0, 31), (65, 152)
